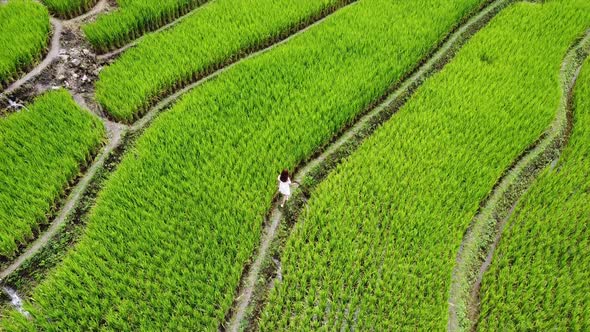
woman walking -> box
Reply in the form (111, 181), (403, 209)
(278, 169), (292, 208)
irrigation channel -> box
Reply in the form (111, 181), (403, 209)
(447, 29), (590, 332)
(222, 0), (513, 330)
(0, 0), (358, 315)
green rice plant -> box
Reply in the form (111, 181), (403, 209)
(476, 57), (590, 331)
(0, 0), (487, 329)
(41, 0), (98, 19)
(0, 0), (50, 90)
(0, 90), (105, 259)
(94, 0), (354, 123)
(258, 1), (590, 330)
(82, 0), (210, 53)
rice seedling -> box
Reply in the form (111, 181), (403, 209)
(41, 0), (98, 19)
(82, 0), (210, 52)
(0, 0), (50, 90)
(477, 56), (590, 331)
(258, 1), (590, 329)
(94, 0), (354, 122)
(0, 90), (105, 259)
(0, 0), (487, 329)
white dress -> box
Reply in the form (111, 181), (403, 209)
(278, 175), (291, 196)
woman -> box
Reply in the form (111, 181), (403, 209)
(278, 169), (292, 208)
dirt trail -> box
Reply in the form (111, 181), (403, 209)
(447, 30), (590, 332)
(63, 0), (109, 25)
(224, 0), (511, 330)
(0, 0), (358, 313)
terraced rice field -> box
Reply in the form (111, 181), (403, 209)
(1, 0), (589, 330)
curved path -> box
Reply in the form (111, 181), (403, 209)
(447, 29), (590, 332)
(0, 0), (357, 310)
(63, 0), (109, 25)
(223, 0), (512, 330)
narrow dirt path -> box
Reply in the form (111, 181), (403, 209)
(0, 0), (358, 311)
(447, 29), (590, 332)
(63, 0), (109, 25)
(224, 0), (512, 330)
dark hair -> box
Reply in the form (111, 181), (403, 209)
(280, 169), (289, 182)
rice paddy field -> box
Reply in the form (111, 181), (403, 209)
(1, 0), (589, 330)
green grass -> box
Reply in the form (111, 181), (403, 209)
(0, 0), (487, 329)
(477, 57), (590, 331)
(0, 0), (50, 90)
(258, 1), (590, 330)
(41, 0), (98, 19)
(82, 0), (210, 53)
(0, 90), (105, 259)
(94, 0), (353, 123)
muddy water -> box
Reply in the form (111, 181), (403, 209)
(2, 286), (30, 317)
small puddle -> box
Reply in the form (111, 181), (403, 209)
(2, 286), (30, 318)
